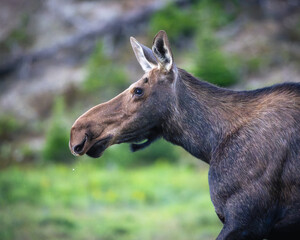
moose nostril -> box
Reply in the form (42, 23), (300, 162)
(74, 144), (83, 154)
(73, 136), (87, 154)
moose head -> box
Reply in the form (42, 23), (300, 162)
(69, 31), (178, 158)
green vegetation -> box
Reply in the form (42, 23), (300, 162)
(149, 3), (197, 42)
(190, 1), (239, 86)
(42, 97), (73, 163)
(1, 14), (32, 52)
(96, 139), (180, 168)
(0, 114), (25, 167)
(83, 41), (128, 95)
(0, 163), (221, 240)
(192, 28), (239, 87)
(150, 0), (239, 87)
(192, 0), (236, 30)
(0, 114), (23, 141)
(149, 0), (235, 42)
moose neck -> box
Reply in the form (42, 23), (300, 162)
(162, 69), (240, 164)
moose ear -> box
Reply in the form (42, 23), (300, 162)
(130, 37), (157, 72)
(152, 30), (173, 72)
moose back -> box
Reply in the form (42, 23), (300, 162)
(69, 31), (300, 240)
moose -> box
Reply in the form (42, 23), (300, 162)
(69, 30), (300, 239)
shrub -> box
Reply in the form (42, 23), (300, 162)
(189, 0), (239, 86)
(1, 14), (32, 53)
(92, 139), (180, 168)
(149, 0), (236, 43)
(42, 97), (73, 163)
(149, 3), (197, 42)
(149, 0), (239, 87)
(191, 28), (238, 87)
(192, 0), (236, 30)
(134, 139), (179, 164)
(0, 114), (23, 141)
(83, 41), (128, 95)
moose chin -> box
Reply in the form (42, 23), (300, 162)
(69, 30), (300, 240)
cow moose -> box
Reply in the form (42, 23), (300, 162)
(69, 30), (300, 239)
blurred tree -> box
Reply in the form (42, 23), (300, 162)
(149, 2), (197, 43)
(192, 27), (238, 87)
(149, 0), (239, 87)
(83, 41), (128, 96)
(42, 97), (73, 163)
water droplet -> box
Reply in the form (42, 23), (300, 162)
(72, 168), (75, 171)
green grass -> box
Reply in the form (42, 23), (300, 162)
(0, 163), (221, 240)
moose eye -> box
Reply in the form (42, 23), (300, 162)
(133, 88), (143, 96)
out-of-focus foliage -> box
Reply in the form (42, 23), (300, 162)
(192, 28), (239, 87)
(83, 41), (128, 94)
(42, 97), (73, 163)
(0, 115), (25, 167)
(190, 0), (239, 86)
(0, 163), (221, 240)
(98, 139), (180, 168)
(0, 14), (32, 56)
(150, 0), (239, 86)
(0, 114), (23, 141)
(149, 3), (197, 42)
(192, 0), (237, 29)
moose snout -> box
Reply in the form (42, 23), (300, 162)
(69, 126), (89, 156)
(72, 135), (87, 155)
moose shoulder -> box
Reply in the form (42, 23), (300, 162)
(70, 30), (300, 240)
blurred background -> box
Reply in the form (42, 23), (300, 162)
(0, 0), (299, 239)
